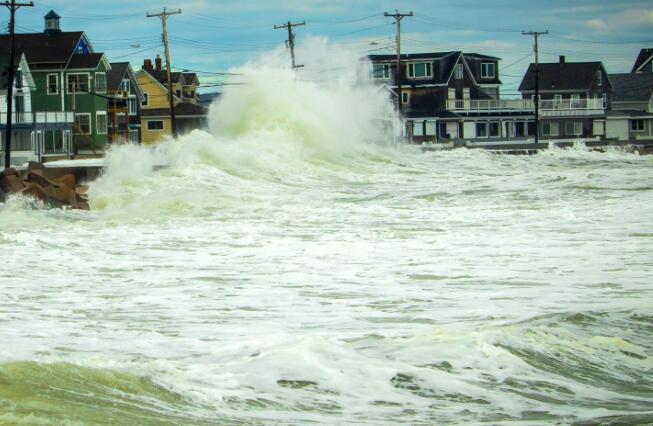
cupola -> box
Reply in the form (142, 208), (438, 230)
(44, 10), (61, 35)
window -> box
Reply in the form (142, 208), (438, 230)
(455, 63), (463, 79)
(566, 121), (582, 136)
(542, 122), (559, 136)
(448, 88), (456, 100)
(401, 91), (409, 104)
(372, 63), (390, 79)
(147, 120), (164, 131)
(554, 94), (562, 107)
(596, 71), (602, 86)
(570, 94), (581, 108)
(95, 72), (106, 93)
(481, 62), (495, 79)
(128, 97), (137, 115)
(67, 73), (89, 93)
(47, 74), (58, 95)
(141, 93), (149, 107)
(407, 62), (432, 78)
(630, 119), (645, 132)
(175, 89), (181, 98)
(119, 79), (130, 93)
(602, 93), (607, 108)
(515, 121), (526, 136)
(476, 122), (488, 138)
(96, 112), (107, 134)
(74, 113), (91, 135)
(489, 122), (500, 137)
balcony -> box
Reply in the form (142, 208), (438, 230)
(0, 111), (74, 127)
(447, 99), (534, 113)
(539, 99), (605, 117)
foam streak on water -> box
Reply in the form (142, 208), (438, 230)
(1, 40), (653, 425)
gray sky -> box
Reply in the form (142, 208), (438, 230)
(8, 0), (653, 94)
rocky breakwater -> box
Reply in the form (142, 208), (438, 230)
(0, 162), (89, 210)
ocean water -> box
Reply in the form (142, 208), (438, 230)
(1, 52), (653, 425)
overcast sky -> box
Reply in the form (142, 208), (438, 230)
(7, 0), (653, 94)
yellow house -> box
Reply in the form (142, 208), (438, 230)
(136, 56), (207, 145)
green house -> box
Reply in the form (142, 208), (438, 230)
(0, 10), (111, 160)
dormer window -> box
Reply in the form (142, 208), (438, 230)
(455, 63), (463, 79)
(481, 63), (495, 79)
(407, 62), (432, 79)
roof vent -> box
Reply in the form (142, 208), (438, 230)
(559, 55), (566, 64)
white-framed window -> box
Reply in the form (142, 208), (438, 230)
(96, 112), (107, 134)
(448, 88), (456, 100)
(476, 122), (488, 138)
(147, 120), (164, 131)
(372, 63), (390, 79)
(128, 97), (137, 115)
(481, 62), (496, 79)
(542, 122), (559, 136)
(119, 79), (130, 93)
(630, 119), (645, 132)
(95, 72), (106, 93)
(463, 87), (470, 99)
(570, 94), (581, 108)
(401, 91), (410, 104)
(554, 94), (562, 107)
(141, 92), (149, 107)
(407, 62), (432, 78)
(455, 63), (463, 79)
(596, 71), (602, 86)
(74, 113), (91, 135)
(67, 73), (89, 93)
(566, 121), (582, 136)
(47, 73), (59, 95)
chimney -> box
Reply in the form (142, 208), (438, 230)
(155, 55), (162, 71)
(559, 55), (566, 64)
(143, 59), (153, 71)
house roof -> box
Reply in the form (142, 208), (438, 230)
(44, 10), (61, 19)
(141, 103), (207, 118)
(0, 31), (84, 66)
(632, 48), (653, 73)
(67, 53), (104, 69)
(143, 68), (200, 87)
(107, 62), (130, 90)
(519, 61), (606, 92)
(609, 73), (653, 103)
(368, 51), (501, 85)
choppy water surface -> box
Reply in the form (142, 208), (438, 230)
(2, 61), (653, 425)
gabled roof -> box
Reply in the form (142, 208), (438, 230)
(0, 31), (85, 66)
(519, 61), (608, 92)
(632, 48), (653, 73)
(67, 53), (106, 69)
(143, 68), (200, 87)
(609, 73), (653, 103)
(107, 62), (144, 100)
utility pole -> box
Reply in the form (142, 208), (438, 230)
(384, 10), (413, 116)
(2, 0), (33, 169)
(147, 7), (181, 138)
(522, 30), (548, 144)
(274, 20), (305, 69)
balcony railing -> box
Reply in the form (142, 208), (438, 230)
(0, 111), (75, 126)
(539, 99), (605, 117)
(447, 99), (534, 112)
(447, 98), (606, 116)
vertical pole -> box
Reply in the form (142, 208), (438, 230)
(161, 12), (177, 138)
(287, 21), (296, 69)
(4, 1), (16, 168)
(148, 8), (181, 138)
(384, 11), (413, 117)
(534, 33), (539, 145)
